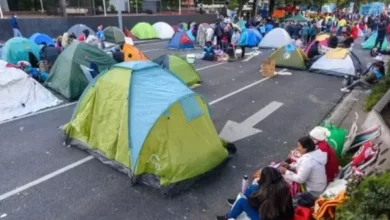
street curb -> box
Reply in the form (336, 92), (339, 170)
(134, 39), (169, 45)
(326, 90), (361, 127)
(363, 89), (390, 147)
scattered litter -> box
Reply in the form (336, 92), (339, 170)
(283, 142), (287, 144)
(19, 127), (24, 131)
(232, 78), (235, 81)
(275, 82), (279, 84)
(63, 142), (66, 146)
(0, 213), (7, 218)
(66, 145), (71, 148)
(202, 209), (206, 212)
(252, 100), (255, 103)
(232, 165), (236, 168)
(46, 151), (50, 155)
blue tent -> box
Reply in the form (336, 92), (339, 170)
(239, 28), (262, 47)
(30, 33), (54, 46)
(1, 37), (41, 65)
(168, 31), (195, 50)
(186, 30), (195, 41)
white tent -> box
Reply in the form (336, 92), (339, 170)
(0, 60), (62, 122)
(309, 50), (362, 77)
(259, 28), (292, 48)
(152, 22), (175, 39)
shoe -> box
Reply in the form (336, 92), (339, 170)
(227, 198), (236, 206)
(216, 215), (228, 220)
(341, 88), (351, 93)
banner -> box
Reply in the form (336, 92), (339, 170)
(359, 2), (384, 15)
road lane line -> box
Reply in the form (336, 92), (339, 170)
(0, 72), (272, 201)
(0, 156), (94, 201)
(0, 63), (225, 125)
(209, 77), (270, 105)
(141, 49), (160, 52)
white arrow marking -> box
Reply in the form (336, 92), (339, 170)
(219, 101), (284, 142)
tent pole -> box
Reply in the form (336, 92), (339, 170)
(136, 0), (138, 14)
(179, 0), (181, 15)
(0, 4), (3, 18)
(40, 0), (44, 13)
(103, 0), (107, 16)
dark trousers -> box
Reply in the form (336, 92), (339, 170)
(241, 46), (246, 58)
(375, 37), (384, 51)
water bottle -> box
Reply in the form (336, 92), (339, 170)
(241, 175), (249, 194)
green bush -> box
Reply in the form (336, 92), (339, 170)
(364, 62), (390, 111)
(336, 172), (390, 220)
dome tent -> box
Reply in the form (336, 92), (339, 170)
(1, 37), (40, 65)
(153, 54), (201, 86)
(304, 34), (329, 55)
(178, 22), (188, 30)
(123, 44), (148, 61)
(29, 33), (54, 46)
(0, 60), (61, 122)
(63, 61), (231, 196)
(269, 44), (308, 70)
(68, 24), (95, 36)
(309, 48), (362, 77)
(45, 41), (116, 100)
(168, 31), (195, 50)
(152, 22), (175, 39)
(259, 28), (292, 48)
(361, 32), (388, 51)
(131, 22), (158, 40)
(103, 26), (125, 44)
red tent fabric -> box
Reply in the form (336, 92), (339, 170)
(123, 28), (137, 40)
(304, 39), (329, 55)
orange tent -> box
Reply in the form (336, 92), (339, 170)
(123, 44), (148, 61)
(272, 10), (285, 18)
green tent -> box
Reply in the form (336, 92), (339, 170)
(269, 45), (308, 70)
(63, 61), (230, 196)
(45, 41), (116, 100)
(131, 22), (158, 40)
(103, 26), (125, 44)
(153, 55), (201, 87)
(284, 13), (307, 22)
(361, 32), (388, 50)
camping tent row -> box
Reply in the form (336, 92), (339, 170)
(63, 60), (232, 196)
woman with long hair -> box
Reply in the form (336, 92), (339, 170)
(216, 167), (294, 220)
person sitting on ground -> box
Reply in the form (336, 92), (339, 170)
(202, 41), (216, 61)
(341, 61), (385, 92)
(328, 32), (339, 48)
(307, 41), (322, 60)
(216, 167), (294, 220)
(112, 44), (124, 63)
(280, 136), (327, 198)
(340, 32), (354, 49)
(310, 127), (340, 183)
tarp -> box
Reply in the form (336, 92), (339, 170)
(259, 28), (292, 48)
(0, 60), (61, 122)
(284, 13), (307, 22)
(68, 24), (95, 36)
(361, 32), (388, 50)
(152, 22), (175, 39)
(1, 37), (40, 65)
(131, 22), (158, 40)
(153, 55), (201, 86)
(269, 44), (308, 70)
(45, 41), (116, 100)
(29, 33), (54, 46)
(103, 26), (125, 44)
(309, 50), (362, 77)
(123, 44), (148, 61)
(63, 61), (228, 196)
(238, 28), (262, 47)
(196, 23), (211, 47)
(168, 31), (195, 50)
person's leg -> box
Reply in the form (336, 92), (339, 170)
(227, 198), (260, 220)
(16, 29), (22, 37)
(378, 39), (384, 51)
(343, 79), (370, 91)
(241, 46), (246, 58)
(13, 28), (18, 37)
(374, 37), (380, 48)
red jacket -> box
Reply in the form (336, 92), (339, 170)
(317, 140), (339, 183)
(351, 27), (359, 39)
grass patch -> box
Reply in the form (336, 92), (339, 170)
(364, 62), (390, 112)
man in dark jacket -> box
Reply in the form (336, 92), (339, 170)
(10, 13), (22, 37)
(375, 22), (386, 51)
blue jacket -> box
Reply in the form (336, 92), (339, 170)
(10, 16), (19, 29)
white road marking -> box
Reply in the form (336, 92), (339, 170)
(0, 70), (272, 201)
(0, 63), (225, 125)
(141, 49), (160, 52)
(0, 156), (94, 201)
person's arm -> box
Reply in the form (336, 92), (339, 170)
(284, 159), (312, 184)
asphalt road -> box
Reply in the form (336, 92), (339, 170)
(0, 41), (348, 220)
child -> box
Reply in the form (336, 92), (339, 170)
(221, 27), (230, 52)
(202, 41), (215, 61)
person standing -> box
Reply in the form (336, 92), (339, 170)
(96, 25), (105, 49)
(375, 22), (386, 52)
(10, 13), (22, 37)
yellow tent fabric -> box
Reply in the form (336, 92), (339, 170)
(316, 33), (330, 41)
(123, 44), (148, 61)
(326, 48), (348, 59)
